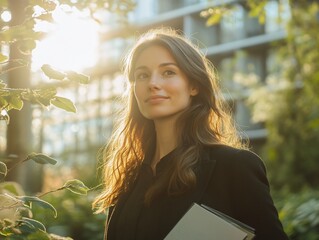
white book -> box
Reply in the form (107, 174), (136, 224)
(164, 203), (255, 240)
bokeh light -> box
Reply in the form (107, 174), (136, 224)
(0, 10), (11, 22)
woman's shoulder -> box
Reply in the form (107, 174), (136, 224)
(203, 144), (266, 171)
(201, 144), (269, 192)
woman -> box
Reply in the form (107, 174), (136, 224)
(93, 28), (288, 240)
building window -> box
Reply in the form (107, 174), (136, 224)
(220, 4), (245, 43)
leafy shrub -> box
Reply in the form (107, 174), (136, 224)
(275, 189), (319, 240)
(32, 191), (105, 240)
(0, 154), (90, 239)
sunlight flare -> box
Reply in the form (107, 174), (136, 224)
(32, 5), (99, 72)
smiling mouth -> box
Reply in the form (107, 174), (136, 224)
(145, 96), (169, 103)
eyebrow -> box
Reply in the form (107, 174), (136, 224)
(134, 62), (179, 72)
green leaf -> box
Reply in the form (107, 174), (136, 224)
(27, 153), (57, 165)
(63, 179), (90, 195)
(38, 87), (57, 99)
(0, 229), (12, 237)
(6, 95), (24, 110)
(34, 96), (52, 107)
(0, 218), (16, 236)
(15, 206), (33, 218)
(21, 88), (57, 107)
(18, 39), (37, 55)
(248, 1), (267, 24)
(17, 217), (46, 232)
(0, 161), (7, 181)
(35, 87), (58, 106)
(66, 71), (90, 84)
(206, 12), (222, 26)
(18, 196), (57, 218)
(0, 53), (8, 63)
(41, 64), (66, 80)
(51, 96), (76, 113)
(0, 181), (23, 196)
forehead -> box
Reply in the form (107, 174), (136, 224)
(134, 44), (177, 69)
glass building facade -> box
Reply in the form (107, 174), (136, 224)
(35, 0), (290, 174)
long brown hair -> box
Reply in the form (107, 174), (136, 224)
(93, 28), (245, 212)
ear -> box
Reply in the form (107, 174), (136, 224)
(190, 86), (199, 96)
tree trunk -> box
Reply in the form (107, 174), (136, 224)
(6, 0), (43, 193)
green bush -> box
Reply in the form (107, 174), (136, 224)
(32, 191), (105, 240)
(275, 189), (319, 240)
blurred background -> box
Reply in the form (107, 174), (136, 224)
(1, 0), (319, 239)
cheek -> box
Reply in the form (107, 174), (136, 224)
(170, 83), (192, 98)
(180, 87), (194, 105)
(134, 83), (143, 103)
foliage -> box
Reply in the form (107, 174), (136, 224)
(275, 189), (319, 240)
(0, 1), (89, 234)
(0, 0), (135, 239)
(245, 1), (319, 191)
(0, 0), (135, 120)
(202, 0), (319, 190)
(0, 1), (91, 123)
(200, 0), (269, 26)
(32, 190), (105, 240)
(0, 155), (90, 239)
(202, 1), (319, 237)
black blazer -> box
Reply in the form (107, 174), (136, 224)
(106, 144), (288, 240)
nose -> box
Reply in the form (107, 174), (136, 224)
(148, 72), (161, 89)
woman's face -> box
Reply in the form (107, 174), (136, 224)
(133, 45), (198, 121)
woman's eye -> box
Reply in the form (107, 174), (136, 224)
(163, 70), (176, 77)
(135, 73), (149, 81)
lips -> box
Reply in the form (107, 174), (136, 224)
(145, 95), (169, 103)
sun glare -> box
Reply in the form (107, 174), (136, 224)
(32, 6), (99, 72)
(1, 10), (12, 22)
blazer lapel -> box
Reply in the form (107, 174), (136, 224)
(192, 146), (217, 204)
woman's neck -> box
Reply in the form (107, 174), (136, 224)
(152, 118), (178, 171)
